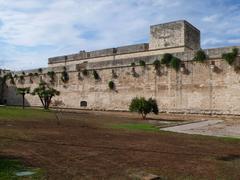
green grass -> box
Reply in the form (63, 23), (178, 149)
(110, 123), (159, 132)
(0, 158), (45, 180)
(0, 106), (54, 121)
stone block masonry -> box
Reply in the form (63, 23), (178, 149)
(2, 20), (240, 115)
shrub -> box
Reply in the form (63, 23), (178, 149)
(222, 48), (239, 65)
(38, 68), (43, 73)
(161, 53), (172, 66)
(47, 71), (55, 83)
(93, 70), (100, 80)
(193, 50), (207, 62)
(22, 71), (25, 75)
(170, 57), (181, 71)
(61, 70), (69, 83)
(129, 97), (159, 119)
(108, 81), (115, 90)
(82, 69), (88, 76)
(131, 62), (136, 67)
(139, 60), (146, 67)
(34, 72), (39, 77)
(153, 60), (161, 70)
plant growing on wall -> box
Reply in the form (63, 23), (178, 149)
(129, 97), (159, 120)
(139, 60), (146, 67)
(170, 57), (181, 71)
(222, 48), (238, 65)
(108, 81), (115, 90)
(16, 87), (30, 109)
(47, 71), (55, 83)
(112, 69), (118, 78)
(14, 74), (18, 79)
(28, 73), (34, 83)
(153, 60), (161, 71)
(161, 53), (172, 66)
(38, 68), (43, 74)
(131, 62), (136, 67)
(19, 75), (25, 84)
(82, 69), (88, 76)
(32, 82), (60, 110)
(61, 67), (69, 83)
(193, 49), (207, 63)
(93, 70), (100, 80)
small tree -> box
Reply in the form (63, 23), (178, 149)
(32, 82), (60, 109)
(129, 97), (159, 119)
(193, 49), (207, 63)
(161, 53), (173, 66)
(16, 87), (30, 109)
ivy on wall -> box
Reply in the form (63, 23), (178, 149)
(93, 70), (100, 80)
(193, 49), (207, 63)
(222, 48), (238, 65)
(108, 81), (115, 90)
(61, 67), (69, 83)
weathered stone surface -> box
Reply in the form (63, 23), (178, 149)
(2, 20), (240, 115)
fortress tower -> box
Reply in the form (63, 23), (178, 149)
(149, 20), (200, 51)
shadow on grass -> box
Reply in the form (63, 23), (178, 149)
(217, 154), (240, 161)
(0, 155), (45, 180)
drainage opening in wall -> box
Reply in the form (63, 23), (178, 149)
(80, 101), (87, 107)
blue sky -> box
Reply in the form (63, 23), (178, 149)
(0, 0), (240, 70)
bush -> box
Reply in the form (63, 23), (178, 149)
(193, 50), (207, 62)
(108, 81), (115, 90)
(161, 53), (172, 66)
(170, 57), (181, 71)
(222, 48), (239, 65)
(61, 70), (69, 83)
(82, 69), (88, 76)
(131, 62), (136, 67)
(139, 60), (146, 67)
(129, 97), (159, 119)
(47, 71), (55, 83)
(93, 70), (100, 80)
(153, 60), (161, 70)
(38, 68), (43, 73)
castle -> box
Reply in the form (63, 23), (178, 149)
(1, 20), (240, 115)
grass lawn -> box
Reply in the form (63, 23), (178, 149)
(110, 123), (160, 132)
(0, 106), (54, 121)
(0, 158), (44, 180)
(0, 106), (240, 179)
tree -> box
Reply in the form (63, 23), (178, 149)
(16, 87), (30, 109)
(129, 97), (159, 119)
(32, 82), (60, 109)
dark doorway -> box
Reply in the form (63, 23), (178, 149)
(80, 101), (87, 107)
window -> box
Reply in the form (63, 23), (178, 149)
(80, 101), (87, 107)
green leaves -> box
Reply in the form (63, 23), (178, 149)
(161, 53), (173, 66)
(32, 82), (60, 109)
(16, 87), (30, 95)
(108, 81), (115, 90)
(193, 49), (207, 63)
(222, 48), (239, 65)
(129, 97), (159, 119)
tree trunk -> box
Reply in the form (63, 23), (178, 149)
(22, 94), (25, 109)
(141, 112), (146, 120)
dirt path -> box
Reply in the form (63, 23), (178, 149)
(0, 111), (240, 179)
(162, 120), (240, 138)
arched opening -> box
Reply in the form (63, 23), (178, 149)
(80, 101), (87, 107)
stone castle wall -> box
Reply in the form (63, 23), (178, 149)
(4, 46), (240, 115)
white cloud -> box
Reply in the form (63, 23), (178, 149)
(0, 0), (239, 70)
(202, 14), (219, 22)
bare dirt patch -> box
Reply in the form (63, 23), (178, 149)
(0, 110), (240, 179)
